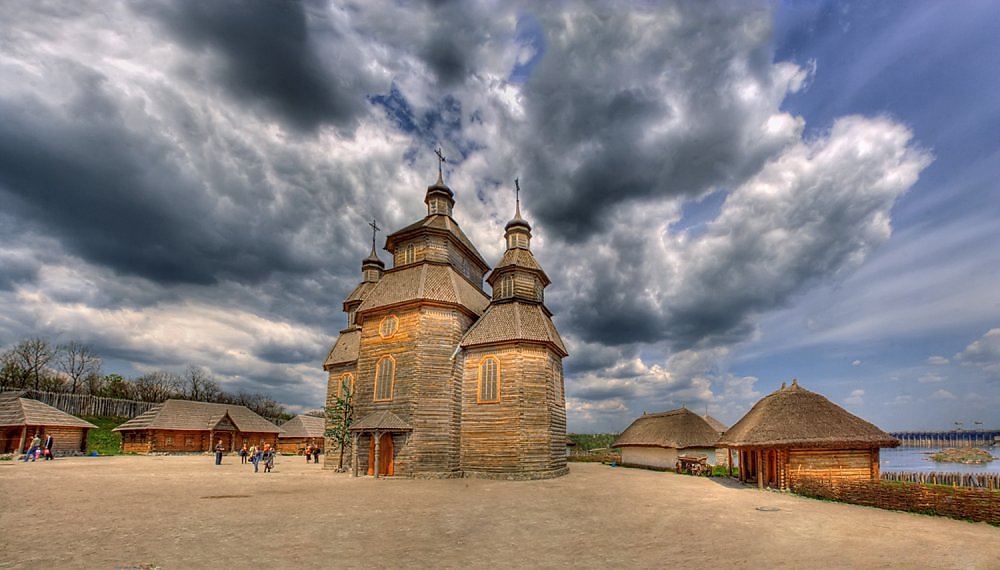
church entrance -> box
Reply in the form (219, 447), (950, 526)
(367, 432), (394, 476)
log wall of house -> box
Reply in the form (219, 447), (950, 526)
(6, 425), (89, 453)
(459, 344), (566, 476)
(120, 429), (277, 453)
(786, 448), (878, 487)
(277, 437), (323, 454)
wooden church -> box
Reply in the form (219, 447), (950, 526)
(323, 162), (568, 479)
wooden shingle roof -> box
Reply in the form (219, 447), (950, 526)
(357, 264), (489, 315)
(112, 399), (280, 433)
(0, 392), (97, 429)
(324, 328), (361, 367)
(611, 408), (724, 449)
(487, 248), (550, 286)
(460, 301), (567, 355)
(344, 281), (377, 306)
(385, 214), (489, 271)
(718, 380), (898, 449)
(350, 410), (413, 431)
(278, 414), (325, 439)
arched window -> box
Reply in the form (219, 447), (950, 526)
(338, 373), (355, 399)
(374, 356), (395, 401)
(478, 356), (500, 403)
(402, 243), (416, 265)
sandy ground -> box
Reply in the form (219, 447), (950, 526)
(1, 456), (997, 569)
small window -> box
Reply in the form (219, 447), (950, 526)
(338, 373), (355, 399)
(374, 356), (395, 401)
(499, 275), (514, 298)
(165, 436), (173, 445)
(429, 199), (439, 214)
(379, 314), (399, 338)
(478, 356), (500, 403)
(348, 308), (357, 326)
(402, 243), (416, 265)
(184, 436), (193, 446)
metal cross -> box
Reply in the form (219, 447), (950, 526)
(514, 177), (520, 206)
(434, 147), (447, 180)
(369, 218), (382, 249)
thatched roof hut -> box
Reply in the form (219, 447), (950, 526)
(113, 399), (280, 454)
(720, 380), (898, 489)
(612, 408), (727, 469)
(0, 391), (97, 454)
(277, 414), (326, 453)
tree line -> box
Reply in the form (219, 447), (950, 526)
(1, 337), (289, 420)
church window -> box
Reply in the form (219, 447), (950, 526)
(499, 275), (514, 298)
(374, 356), (395, 402)
(478, 356), (500, 403)
(429, 199), (439, 214)
(165, 436), (173, 445)
(348, 308), (357, 326)
(338, 373), (355, 399)
(379, 314), (399, 338)
(402, 243), (416, 265)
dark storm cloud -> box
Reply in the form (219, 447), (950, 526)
(138, 0), (367, 132)
(0, 69), (312, 286)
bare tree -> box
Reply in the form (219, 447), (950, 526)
(57, 341), (102, 394)
(132, 370), (182, 402)
(184, 366), (223, 402)
(9, 338), (57, 390)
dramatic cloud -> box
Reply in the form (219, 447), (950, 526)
(954, 329), (1000, 373)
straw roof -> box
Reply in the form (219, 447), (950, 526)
(611, 408), (725, 449)
(0, 392), (97, 429)
(112, 399), (280, 433)
(718, 380), (898, 449)
(278, 414), (325, 439)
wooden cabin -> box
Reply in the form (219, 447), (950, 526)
(112, 399), (280, 453)
(277, 414), (325, 454)
(324, 169), (568, 479)
(611, 408), (727, 469)
(0, 391), (97, 455)
(718, 380), (898, 490)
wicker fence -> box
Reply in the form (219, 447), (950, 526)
(882, 470), (1000, 490)
(3, 387), (155, 419)
(792, 476), (1000, 525)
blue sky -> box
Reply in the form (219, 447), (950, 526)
(0, 1), (997, 432)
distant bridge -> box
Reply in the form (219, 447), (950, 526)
(889, 430), (1000, 447)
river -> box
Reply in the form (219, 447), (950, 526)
(880, 446), (1000, 474)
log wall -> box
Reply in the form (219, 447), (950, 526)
(787, 449), (877, 487)
(119, 429), (277, 453)
(6, 425), (89, 454)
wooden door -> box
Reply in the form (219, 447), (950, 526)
(366, 433), (395, 476)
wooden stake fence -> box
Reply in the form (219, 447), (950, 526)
(882, 470), (1000, 490)
(2, 387), (155, 418)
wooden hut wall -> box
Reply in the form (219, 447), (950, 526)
(121, 429), (277, 453)
(3, 425), (89, 454)
(786, 448), (879, 487)
(277, 437), (323, 454)
(621, 447), (679, 469)
(1, 427), (23, 453)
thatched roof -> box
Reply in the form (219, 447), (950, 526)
(278, 414), (325, 439)
(718, 380), (898, 449)
(112, 399), (280, 433)
(611, 408), (725, 449)
(0, 392), (97, 429)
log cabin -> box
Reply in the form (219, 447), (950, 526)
(323, 168), (568, 479)
(718, 379), (898, 490)
(611, 408), (727, 469)
(0, 391), (97, 456)
(277, 414), (325, 454)
(112, 399), (280, 454)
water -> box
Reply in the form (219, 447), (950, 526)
(880, 446), (1000, 474)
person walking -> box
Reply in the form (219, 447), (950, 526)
(312, 445), (320, 464)
(214, 439), (224, 465)
(262, 443), (274, 473)
(23, 433), (41, 462)
(43, 433), (54, 460)
(305, 444), (313, 463)
(239, 444), (248, 464)
(251, 444), (262, 473)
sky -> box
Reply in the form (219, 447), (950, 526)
(1, 1), (998, 433)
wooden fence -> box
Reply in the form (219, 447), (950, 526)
(792, 476), (1000, 525)
(882, 470), (1000, 490)
(2, 387), (155, 418)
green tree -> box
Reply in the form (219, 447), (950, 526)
(324, 384), (354, 471)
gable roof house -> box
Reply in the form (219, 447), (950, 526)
(112, 399), (280, 454)
(0, 391), (98, 455)
(718, 379), (899, 490)
(611, 408), (727, 469)
(277, 414), (326, 454)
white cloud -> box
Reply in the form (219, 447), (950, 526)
(917, 372), (947, 384)
(927, 355), (950, 365)
(844, 389), (865, 406)
(852, 359), (862, 366)
(929, 389), (957, 401)
(954, 328), (1000, 372)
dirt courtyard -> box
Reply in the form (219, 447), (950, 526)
(1, 456), (997, 569)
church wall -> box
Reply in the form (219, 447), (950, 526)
(323, 361), (356, 469)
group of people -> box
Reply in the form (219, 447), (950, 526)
(236, 442), (275, 473)
(21, 433), (54, 462)
(304, 443), (321, 463)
